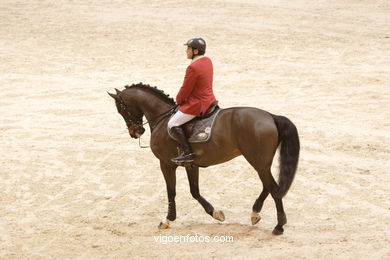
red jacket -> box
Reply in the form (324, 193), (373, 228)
(176, 56), (217, 116)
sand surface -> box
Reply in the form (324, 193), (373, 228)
(1, 0), (389, 259)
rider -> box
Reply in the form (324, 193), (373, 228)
(168, 37), (217, 164)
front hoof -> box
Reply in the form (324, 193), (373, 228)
(212, 210), (225, 222)
(158, 219), (170, 229)
(251, 211), (261, 225)
(272, 226), (284, 235)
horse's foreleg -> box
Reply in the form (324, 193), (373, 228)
(158, 161), (178, 229)
(186, 166), (225, 222)
(251, 187), (269, 225)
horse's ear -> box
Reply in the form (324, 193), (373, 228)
(107, 92), (117, 99)
(115, 88), (122, 95)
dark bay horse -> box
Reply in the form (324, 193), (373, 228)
(108, 83), (300, 235)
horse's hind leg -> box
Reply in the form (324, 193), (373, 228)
(251, 187), (269, 225)
(257, 168), (287, 235)
(243, 151), (287, 234)
(271, 195), (287, 235)
(186, 166), (225, 222)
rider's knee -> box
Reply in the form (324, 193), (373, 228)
(167, 118), (179, 129)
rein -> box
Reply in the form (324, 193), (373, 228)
(137, 105), (178, 149)
(150, 105), (178, 131)
(138, 134), (150, 148)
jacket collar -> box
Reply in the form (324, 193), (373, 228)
(191, 55), (205, 64)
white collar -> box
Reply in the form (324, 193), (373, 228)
(191, 55), (205, 64)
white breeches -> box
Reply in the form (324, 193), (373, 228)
(167, 111), (196, 129)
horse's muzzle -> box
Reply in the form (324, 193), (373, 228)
(129, 127), (145, 139)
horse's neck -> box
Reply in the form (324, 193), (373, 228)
(137, 94), (173, 126)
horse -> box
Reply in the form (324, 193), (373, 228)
(108, 83), (300, 235)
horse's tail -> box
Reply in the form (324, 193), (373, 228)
(271, 114), (300, 198)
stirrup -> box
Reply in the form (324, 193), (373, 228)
(171, 153), (196, 163)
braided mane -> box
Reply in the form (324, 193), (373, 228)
(124, 82), (176, 105)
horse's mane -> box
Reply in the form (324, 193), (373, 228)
(124, 82), (176, 105)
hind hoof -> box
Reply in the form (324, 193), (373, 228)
(251, 211), (261, 225)
(272, 226), (284, 235)
(212, 210), (225, 222)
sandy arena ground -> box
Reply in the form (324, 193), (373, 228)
(1, 0), (389, 259)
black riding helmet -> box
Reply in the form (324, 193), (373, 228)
(184, 37), (206, 55)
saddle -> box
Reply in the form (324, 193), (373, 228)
(169, 102), (221, 143)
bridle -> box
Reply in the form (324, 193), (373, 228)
(117, 96), (178, 148)
(117, 98), (146, 133)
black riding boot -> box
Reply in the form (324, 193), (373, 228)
(170, 126), (196, 163)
